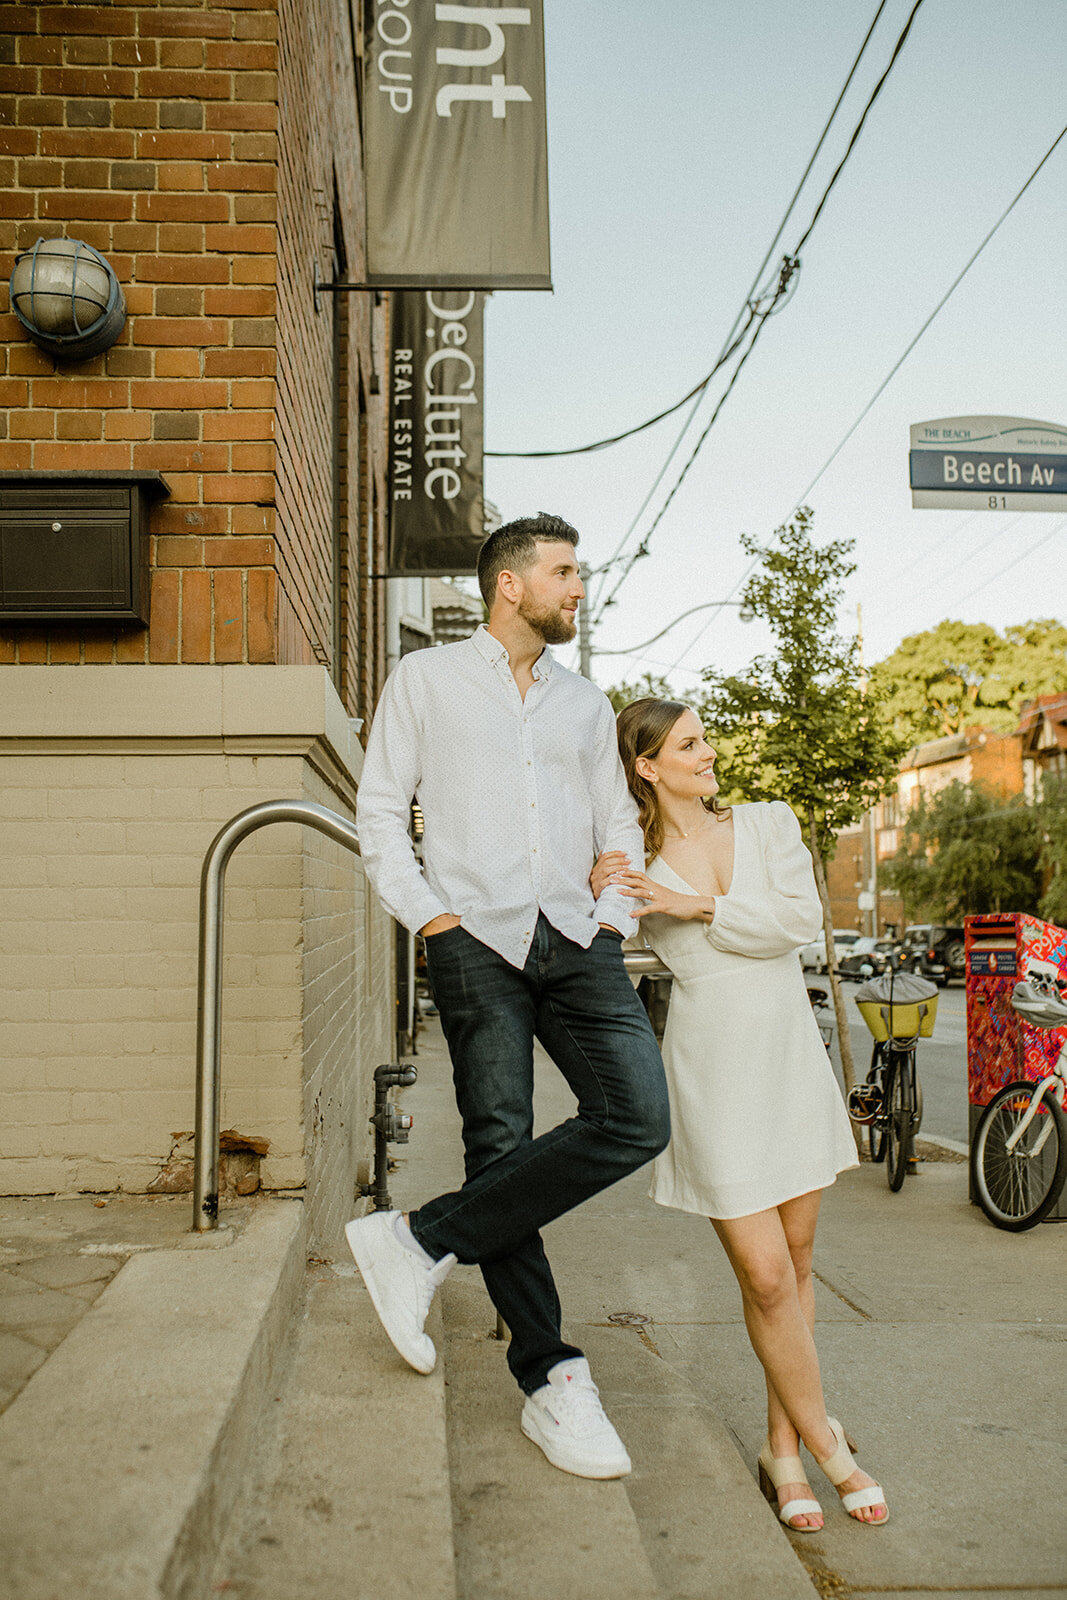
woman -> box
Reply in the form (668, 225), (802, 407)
(594, 697), (888, 1530)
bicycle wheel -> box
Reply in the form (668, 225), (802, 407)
(971, 1081), (1067, 1231)
(885, 1055), (912, 1192)
(868, 1119), (887, 1163)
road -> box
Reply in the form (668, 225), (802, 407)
(820, 975), (970, 1146)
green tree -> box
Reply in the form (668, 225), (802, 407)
(1037, 776), (1067, 926)
(697, 508), (905, 1096)
(872, 618), (1067, 746)
(883, 781), (1042, 920)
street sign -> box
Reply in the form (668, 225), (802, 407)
(909, 416), (1067, 511)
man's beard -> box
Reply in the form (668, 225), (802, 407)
(518, 597), (577, 645)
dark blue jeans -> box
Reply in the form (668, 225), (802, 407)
(410, 915), (669, 1394)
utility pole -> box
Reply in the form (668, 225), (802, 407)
(578, 563), (592, 679)
(857, 603), (878, 937)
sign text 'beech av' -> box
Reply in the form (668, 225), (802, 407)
(910, 417), (1067, 511)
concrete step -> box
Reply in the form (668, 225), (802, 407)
(441, 1270), (814, 1600)
(582, 1322), (817, 1600)
(0, 1199), (305, 1600)
(441, 1273), (662, 1600)
(209, 1265), (457, 1600)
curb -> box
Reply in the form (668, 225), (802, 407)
(0, 1199), (305, 1600)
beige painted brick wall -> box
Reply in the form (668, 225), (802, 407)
(0, 665), (394, 1254)
(300, 763), (392, 1252)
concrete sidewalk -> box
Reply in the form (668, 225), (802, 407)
(397, 1013), (1067, 1600)
(1, 1012), (1063, 1599)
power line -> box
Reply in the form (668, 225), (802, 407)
(484, 317), (756, 459)
(487, 0), (893, 465)
(592, 598), (747, 657)
(593, 276), (793, 621)
(589, 260), (796, 616)
(791, 0), (926, 259)
(593, 0), (929, 626)
(620, 114), (1065, 686)
(877, 515), (1021, 626)
(953, 516), (1067, 606)
(586, 0), (896, 613)
(670, 121), (1067, 679)
(789, 121), (1067, 509)
(698, 0), (893, 401)
(662, 558), (762, 675)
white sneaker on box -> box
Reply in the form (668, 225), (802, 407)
(520, 1357), (632, 1478)
(344, 1210), (455, 1375)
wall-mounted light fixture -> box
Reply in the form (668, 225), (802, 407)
(9, 237), (126, 360)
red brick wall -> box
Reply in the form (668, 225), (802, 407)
(825, 829), (863, 932)
(0, 0), (387, 709)
(273, 0), (385, 713)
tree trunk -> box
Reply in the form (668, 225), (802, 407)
(806, 810), (861, 1150)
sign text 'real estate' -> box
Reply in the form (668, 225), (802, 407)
(387, 289), (485, 574)
(392, 290), (479, 504)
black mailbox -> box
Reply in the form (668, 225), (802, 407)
(0, 470), (169, 625)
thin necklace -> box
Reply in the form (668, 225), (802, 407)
(662, 811), (715, 841)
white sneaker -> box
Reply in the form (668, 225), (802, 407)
(520, 1357), (632, 1478)
(344, 1210), (455, 1375)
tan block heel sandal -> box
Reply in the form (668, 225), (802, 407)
(756, 1441), (824, 1532)
(818, 1417), (889, 1524)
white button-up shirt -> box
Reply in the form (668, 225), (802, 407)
(356, 625), (642, 968)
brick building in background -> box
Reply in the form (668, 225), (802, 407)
(0, 0), (396, 1251)
(827, 725), (1026, 937)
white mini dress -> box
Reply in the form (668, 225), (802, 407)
(634, 801), (858, 1220)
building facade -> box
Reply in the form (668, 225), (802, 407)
(1018, 692), (1067, 799)
(0, 0), (396, 1251)
(826, 725), (1026, 936)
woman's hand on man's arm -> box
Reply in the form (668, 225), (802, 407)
(591, 849), (629, 899)
(611, 868), (715, 924)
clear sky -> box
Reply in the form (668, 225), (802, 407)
(481, 0), (1067, 692)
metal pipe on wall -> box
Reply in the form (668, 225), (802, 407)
(194, 799), (361, 1231)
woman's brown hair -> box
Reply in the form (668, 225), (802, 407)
(616, 697), (727, 860)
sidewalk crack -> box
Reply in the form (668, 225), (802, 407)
(812, 1267), (872, 1321)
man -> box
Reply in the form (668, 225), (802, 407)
(346, 513), (669, 1479)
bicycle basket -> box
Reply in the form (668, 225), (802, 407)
(854, 972), (939, 1041)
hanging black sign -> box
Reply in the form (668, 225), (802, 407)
(365, 2), (551, 288)
(388, 290), (486, 575)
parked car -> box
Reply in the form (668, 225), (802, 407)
(837, 936), (895, 979)
(896, 923), (966, 985)
(799, 929), (862, 973)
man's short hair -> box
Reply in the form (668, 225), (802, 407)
(477, 513), (580, 609)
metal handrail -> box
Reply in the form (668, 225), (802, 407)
(192, 795), (671, 1231)
(194, 799), (361, 1231)
(622, 950), (671, 980)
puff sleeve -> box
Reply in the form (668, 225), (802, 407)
(706, 802), (823, 959)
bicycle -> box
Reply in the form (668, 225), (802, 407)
(971, 978), (1067, 1231)
(847, 971), (937, 1192)
(806, 984), (835, 1054)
